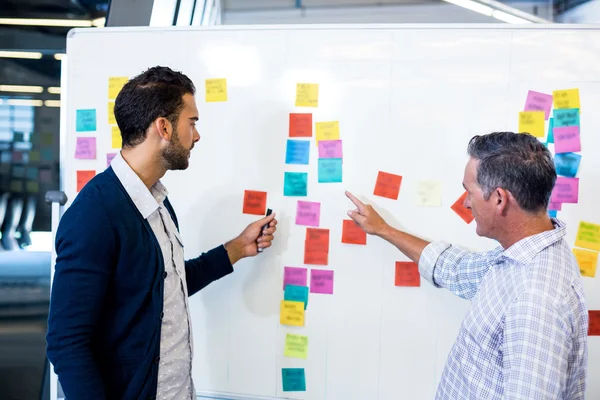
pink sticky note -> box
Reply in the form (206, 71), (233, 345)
(296, 201), (321, 227)
(39, 169), (52, 184)
(75, 137), (97, 160)
(548, 201), (562, 211)
(524, 90), (553, 120)
(554, 126), (581, 154)
(283, 267), (308, 290)
(310, 269), (334, 294)
(107, 152), (117, 167)
(551, 177), (579, 204)
(318, 140), (343, 159)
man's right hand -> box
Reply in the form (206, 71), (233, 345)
(345, 191), (390, 236)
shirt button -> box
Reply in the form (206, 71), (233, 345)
(163, 271), (167, 279)
(154, 356), (160, 364)
(160, 312), (164, 320)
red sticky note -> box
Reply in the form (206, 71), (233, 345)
(589, 310), (600, 336)
(451, 191), (474, 224)
(395, 262), (420, 287)
(304, 228), (329, 265)
(374, 171), (402, 200)
(310, 269), (334, 294)
(283, 266), (308, 290)
(76, 170), (96, 192)
(289, 113), (312, 137)
(341, 219), (366, 245)
(243, 190), (267, 215)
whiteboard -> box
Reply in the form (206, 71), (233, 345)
(61, 25), (600, 399)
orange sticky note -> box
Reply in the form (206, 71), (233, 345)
(589, 311), (600, 336)
(341, 219), (366, 245)
(289, 113), (312, 137)
(304, 228), (329, 265)
(242, 190), (267, 215)
(451, 191), (474, 224)
(77, 170), (96, 192)
(395, 262), (420, 287)
(374, 171), (402, 200)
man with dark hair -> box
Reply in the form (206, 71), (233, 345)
(46, 66), (278, 400)
(346, 132), (588, 399)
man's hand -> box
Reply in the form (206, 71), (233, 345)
(225, 213), (278, 264)
(345, 191), (390, 236)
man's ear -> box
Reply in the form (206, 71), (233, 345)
(154, 117), (173, 141)
(495, 187), (509, 215)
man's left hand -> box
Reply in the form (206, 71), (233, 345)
(225, 213), (278, 264)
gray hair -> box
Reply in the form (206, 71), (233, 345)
(467, 132), (556, 212)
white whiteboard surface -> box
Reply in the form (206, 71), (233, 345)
(62, 25), (600, 399)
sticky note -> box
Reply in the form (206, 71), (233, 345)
(107, 153), (117, 167)
(289, 113), (312, 137)
(284, 172), (308, 196)
(26, 181), (39, 193)
(112, 126), (122, 148)
(550, 177), (579, 204)
(548, 210), (558, 218)
(12, 151), (23, 162)
(280, 300), (304, 327)
(108, 76), (128, 99)
(318, 158), (342, 183)
(518, 111), (545, 138)
(75, 137), (96, 160)
(524, 90), (553, 120)
(283, 266), (308, 289)
(395, 261), (420, 287)
(315, 121), (339, 144)
(374, 171), (402, 200)
(39, 169), (52, 184)
(76, 109), (96, 132)
(572, 248), (597, 278)
(284, 334), (308, 359)
(451, 191), (474, 224)
(318, 140), (342, 159)
(341, 219), (366, 245)
(41, 134), (53, 146)
(296, 201), (320, 227)
(554, 126), (581, 154)
(242, 190), (267, 215)
(13, 132), (24, 142)
(285, 140), (310, 165)
(12, 166), (25, 178)
(295, 83), (318, 107)
(41, 148), (53, 162)
(548, 201), (562, 211)
(76, 170), (96, 192)
(9, 180), (23, 192)
(589, 311), (600, 336)
(282, 368), (306, 392)
(415, 180), (442, 207)
(553, 88), (580, 110)
(553, 108), (580, 128)
(554, 153), (581, 178)
(205, 78), (227, 102)
(108, 102), (116, 124)
(547, 118), (554, 143)
(304, 228), (330, 265)
(310, 269), (334, 294)
(575, 221), (600, 251)
(26, 167), (38, 180)
(29, 151), (40, 162)
(284, 285), (309, 310)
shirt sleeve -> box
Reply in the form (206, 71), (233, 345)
(185, 245), (234, 296)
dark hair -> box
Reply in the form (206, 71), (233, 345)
(467, 132), (556, 212)
(114, 66), (195, 147)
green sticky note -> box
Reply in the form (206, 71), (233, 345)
(284, 172), (307, 196)
(547, 117), (554, 144)
(76, 109), (97, 132)
(284, 333), (308, 360)
(318, 158), (342, 183)
(282, 368), (306, 392)
(284, 285), (308, 310)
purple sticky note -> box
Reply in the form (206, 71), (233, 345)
(310, 269), (334, 294)
(75, 137), (97, 160)
(551, 177), (579, 204)
(524, 90), (553, 120)
(283, 267), (308, 290)
(318, 140), (343, 159)
(554, 126), (581, 154)
(39, 169), (52, 184)
(296, 201), (320, 227)
(548, 201), (562, 211)
(107, 152), (117, 167)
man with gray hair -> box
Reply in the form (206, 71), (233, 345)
(346, 132), (588, 399)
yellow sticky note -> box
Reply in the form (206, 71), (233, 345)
(111, 126), (122, 149)
(280, 300), (304, 327)
(108, 76), (128, 100)
(315, 121), (340, 144)
(29, 151), (40, 162)
(295, 83), (319, 107)
(553, 88), (580, 110)
(575, 221), (600, 251)
(205, 79), (227, 102)
(284, 333), (308, 359)
(415, 180), (442, 207)
(26, 181), (39, 193)
(573, 248), (598, 278)
(518, 111), (545, 138)
(108, 102), (116, 125)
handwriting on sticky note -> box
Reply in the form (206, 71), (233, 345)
(589, 311), (600, 336)
(106, 153), (117, 167)
(304, 228), (330, 265)
(318, 140), (342, 159)
(572, 248), (597, 278)
(553, 108), (580, 128)
(108, 76), (128, 100)
(75, 137), (97, 160)
(205, 78), (227, 102)
(283, 266), (308, 290)
(553, 88), (580, 110)
(554, 126), (581, 154)
(242, 190), (267, 215)
(318, 158), (342, 183)
(518, 111), (545, 138)
(284, 334), (308, 359)
(551, 177), (579, 204)
(284, 172), (308, 196)
(575, 221), (600, 251)
(108, 102), (116, 124)
(112, 126), (122, 148)
(554, 153), (581, 178)
(280, 300), (304, 326)
(374, 171), (402, 200)
(76, 109), (96, 132)
(284, 285), (309, 310)
(315, 121), (339, 144)
(524, 90), (553, 120)
(289, 113), (312, 137)
(295, 83), (318, 107)
(282, 368), (306, 392)
(77, 170), (96, 192)
(341, 219), (366, 245)
(395, 262), (420, 287)
(451, 191), (474, 224)
(296, 201), (320, 227)
(285, 140), (310, 165)
(310, 269), (334, 294)
(415, 180), (442, 207)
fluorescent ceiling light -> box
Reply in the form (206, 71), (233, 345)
(44, 100), (61, 108)
(92, 17), (106, 27)
(47, 87), (61, 94)
(492, 10), (532, 23)
(7, 99), (43, 107)
(54, 53), (66, 61)
(0, 50), (43, 59)
(0, 18), (92, 27)
(0, 85), (44, 93)
(443, 0), (493, 16)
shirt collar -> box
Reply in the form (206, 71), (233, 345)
(500, 218), (566, 264)
(111, 151), (168, 220)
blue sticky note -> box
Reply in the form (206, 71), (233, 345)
(41, 148), (53, 162)
(26, 167), (38, 180)
(284, 172), (307, 196)
(318, 158), (342, 183)
(553, 108), (579, 128)
(547, 117), (554, 144)
(284, 285), (309, 310)
(76, 109), (97, 132)
(285, 140), (310, 165)
(554, 153), (581, 178)
(548, 209), (558, 218)
(282, 368), (306, 392)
